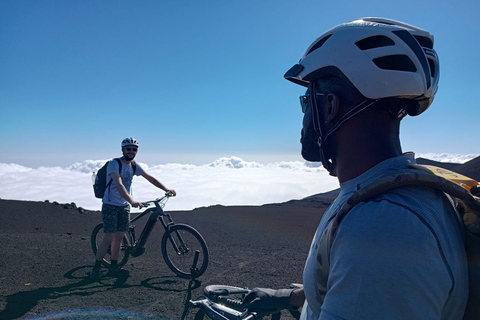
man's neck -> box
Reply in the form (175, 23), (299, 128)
(333, 130), (402, 183)
(335, 150), (401, 183)
(331, 110), (402, 183)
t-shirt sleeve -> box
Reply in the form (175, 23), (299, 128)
(321, 200), (451, 320)
(106, 159), (120, 180)
(135, 162), (145, 176)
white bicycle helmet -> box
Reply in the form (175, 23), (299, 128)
(121, 137), (139, 148)
(284, 17), (439, 116)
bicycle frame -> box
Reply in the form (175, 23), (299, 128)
(129, 195), (189, 255)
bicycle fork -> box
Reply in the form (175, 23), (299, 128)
(168, 228), (189, 255)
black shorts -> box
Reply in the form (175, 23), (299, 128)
(101, 203), (130, 233)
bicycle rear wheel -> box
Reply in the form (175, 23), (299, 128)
(161, 224), (209, 279)
(91, 223), (131, 268)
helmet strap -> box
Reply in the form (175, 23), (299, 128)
(310, 81), (379, 176)
(309, 81), (335, 175)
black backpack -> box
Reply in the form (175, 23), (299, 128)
(93, 158), (136, 199)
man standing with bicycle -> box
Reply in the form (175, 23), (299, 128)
(243, 18), (469, 319)
(90, 137), (176, 280)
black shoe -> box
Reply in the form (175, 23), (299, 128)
(89, 268), (102, 280)
(107, 267), (130, 277)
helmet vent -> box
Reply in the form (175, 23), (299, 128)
(373, 55), (417, 72)
(427, 58), (436, 77)
(414, 36), (433, 49)
(355, 35), (395, 50)
(306, 35), (332, 56)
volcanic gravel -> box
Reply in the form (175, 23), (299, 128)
(0, 199), (326, 320)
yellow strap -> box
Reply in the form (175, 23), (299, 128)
(410, 164), (479, 192)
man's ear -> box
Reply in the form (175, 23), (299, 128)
(325, 93), (340, 125)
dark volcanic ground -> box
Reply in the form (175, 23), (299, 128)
(0, 199), (325, 320)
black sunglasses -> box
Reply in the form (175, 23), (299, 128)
(124, 147), (138, 152)
(299, 92), (326, 113)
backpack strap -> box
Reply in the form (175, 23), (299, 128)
(105, 158), (123, 195)
(116, 158), (122, 172)
(131, 160), (137, 175)
(316, 165), (480, 297)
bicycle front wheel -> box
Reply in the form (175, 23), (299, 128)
(91, 223), (131, 268)
(161, 224), (209, 279)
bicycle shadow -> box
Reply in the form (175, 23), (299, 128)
(0, 265), (190, 320)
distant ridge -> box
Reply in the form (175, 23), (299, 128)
(265, 188), (340, 208)
(417, 156), (480, 181)
(415, 157), (460, 170)
(272, 156), (480, 208)
(452, 156), (480, 181)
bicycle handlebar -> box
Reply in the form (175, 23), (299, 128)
(189, 284), (301, 320)
(188, 285), (282, 320)
(141, 192), (175, 207)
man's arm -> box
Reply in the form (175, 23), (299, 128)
(110, 172), (143, 208)
(142, 172), (176, 196)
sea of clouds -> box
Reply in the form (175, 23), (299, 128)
(0, 154), (477, 211)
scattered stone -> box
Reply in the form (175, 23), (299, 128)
(59, 202), (80, 210)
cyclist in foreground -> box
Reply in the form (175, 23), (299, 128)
(243, 18), (468, 319)
(90, 137), (176, 280)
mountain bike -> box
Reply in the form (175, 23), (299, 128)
(181, 254), (300, 320)
(184, 284), (301, 320)
(91, 192), (209, 279)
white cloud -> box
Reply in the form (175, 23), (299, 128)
(0, 157), (338, 211)
(1, 154), (477, 211)
(416, 153), (478, 163)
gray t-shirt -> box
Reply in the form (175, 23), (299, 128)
(301, 153), (468, 320)
(102, 159), (145, 206)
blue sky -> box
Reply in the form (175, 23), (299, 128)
(1, 0), (479, 167)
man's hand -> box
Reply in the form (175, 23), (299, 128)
(131, 200), (144, 209)
(242, 288), (294, 311)
(166, 189), (176, 196)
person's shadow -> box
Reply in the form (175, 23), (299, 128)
(0, 265), (186, 320)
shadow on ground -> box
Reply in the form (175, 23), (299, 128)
(1, 266), (186, 320)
